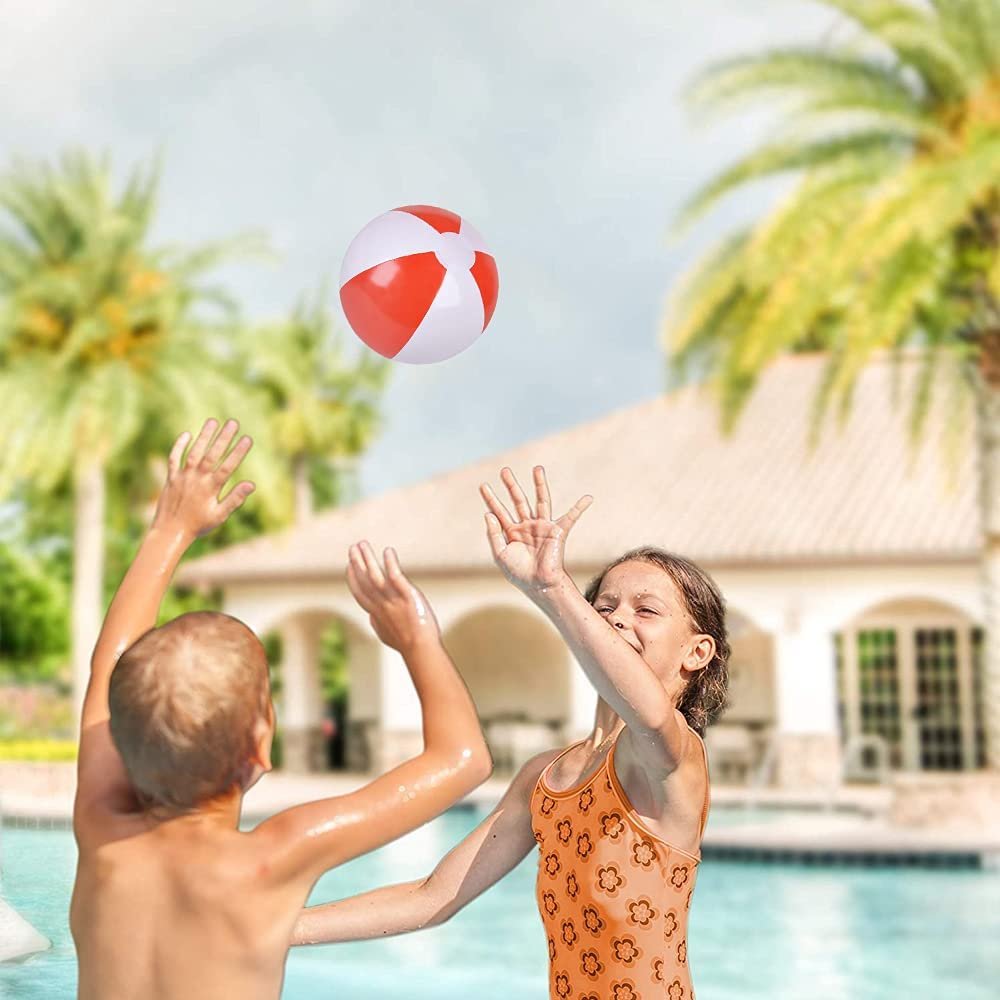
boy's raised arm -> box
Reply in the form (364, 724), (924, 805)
(256, 543), (493, 883)
(74, 419), (254, 824)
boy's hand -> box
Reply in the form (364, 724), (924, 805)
(480, 466), (592, 595)
(347, 541), (440, 653)
(152, 418), (255, 539)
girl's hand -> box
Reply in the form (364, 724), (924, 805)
(152, 419), (255, 539)
(347, 541), (440, 653)
(479, 466), (592, 594)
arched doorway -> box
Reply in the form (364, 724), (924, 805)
(704, 609), (775, 783)
(442, 606), (571, 776)
(835, 599), (984, 773)
(263, 610), (382, 773)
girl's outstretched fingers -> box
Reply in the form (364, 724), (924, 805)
(484, 512), (507, 560)
(500, 466), (532, 520)
(479, 481), (517, 533)
(533, 466), (551, 521)
(558, 495), (593, 533)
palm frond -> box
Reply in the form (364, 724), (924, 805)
(678, 130), (910, 225)
(928, 0), (1000, 77)
(830, 130), (1000, 278)
(818, 0), (971, 100)
(688, 49), (924, 114)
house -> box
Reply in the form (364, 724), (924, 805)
(177, 354), (982, 788)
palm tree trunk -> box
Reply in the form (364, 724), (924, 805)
(72, 456), (105, 730)
(975, 332), (1000, 771)
(293, 454), (312, 524)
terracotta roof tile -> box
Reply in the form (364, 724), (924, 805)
(177, 354), (977, 585)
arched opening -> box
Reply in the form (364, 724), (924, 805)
(443, 606), (571, 776)
(703, 609), (776, 784)
(835, 597), (983, 774)
(263, 609), (381, 773)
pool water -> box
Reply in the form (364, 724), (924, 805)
(1, 807), (999, 999)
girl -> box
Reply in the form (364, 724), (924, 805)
(293, 466), (729, 1000)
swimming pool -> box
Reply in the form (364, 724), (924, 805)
(2, 806), (998, 999)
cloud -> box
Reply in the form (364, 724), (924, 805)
(0, 0), (833, 497)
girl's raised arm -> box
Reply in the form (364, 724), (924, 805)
(480, 466), (689, 774)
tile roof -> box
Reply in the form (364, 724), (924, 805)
(177, 353), (977, 585)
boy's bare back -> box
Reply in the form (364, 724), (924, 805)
(70, 419), (491, 1000)
(71, 814), (313, 1000)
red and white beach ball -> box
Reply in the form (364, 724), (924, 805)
(339, 205), (500, 364)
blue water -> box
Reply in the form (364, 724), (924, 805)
(2, 807), (999, 1000)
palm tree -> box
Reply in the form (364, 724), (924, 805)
(240, 287), (390, 523)
(0, 150), (281, 725)
(664, 0), (1000, 768)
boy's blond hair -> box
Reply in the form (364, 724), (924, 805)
(108, 610), (271, 812)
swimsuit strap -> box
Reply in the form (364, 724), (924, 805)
(686, 723), (712, 840)
(607, 723), (711, 841)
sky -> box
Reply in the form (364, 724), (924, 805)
(0, 0), (834, 498)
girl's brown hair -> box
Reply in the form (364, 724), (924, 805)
(583, 547), (730, 735)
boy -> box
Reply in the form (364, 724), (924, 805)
(69, 417), (492, 1000)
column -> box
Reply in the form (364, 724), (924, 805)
(377, 645), (425, 772)
(279, 615), (326, 773)
(568, 660), (597, 740)
(772, 618), (842, 788)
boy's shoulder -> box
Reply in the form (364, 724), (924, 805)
(76, 812), (276, 884)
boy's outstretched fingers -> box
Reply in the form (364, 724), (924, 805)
(358, 540), (386, 588)
(346, 556), (375, 612)
(220, 481), (255, 518)
(216, 434), (253, 480)
(185, 418), (220, 467)
(203, 419), (240, 469)
(383, 547), (406, 590)
(167, 431), (192, 478)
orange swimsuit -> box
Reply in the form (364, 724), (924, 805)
(529, 725), (710, 1000)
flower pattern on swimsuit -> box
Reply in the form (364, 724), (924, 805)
(529, 730), (709, 1000)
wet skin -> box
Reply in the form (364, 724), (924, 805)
(69, 418), (492, 1000)
(292, 465), (712, 947)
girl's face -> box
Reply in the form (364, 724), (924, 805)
(593, 560), (715, 697)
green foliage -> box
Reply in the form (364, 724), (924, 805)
(0, 544), (68, 679)
(0, 739), (77, 761)
(0, 149), (287, 521)
(667, 0), (999, 447)
(262, 620), (348, 707)
(319, 621), (349, 704)
(241, 285), (390, 512)
(0, 150), (389, 705)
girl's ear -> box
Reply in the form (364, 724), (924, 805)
(685, 634), (716, 672)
